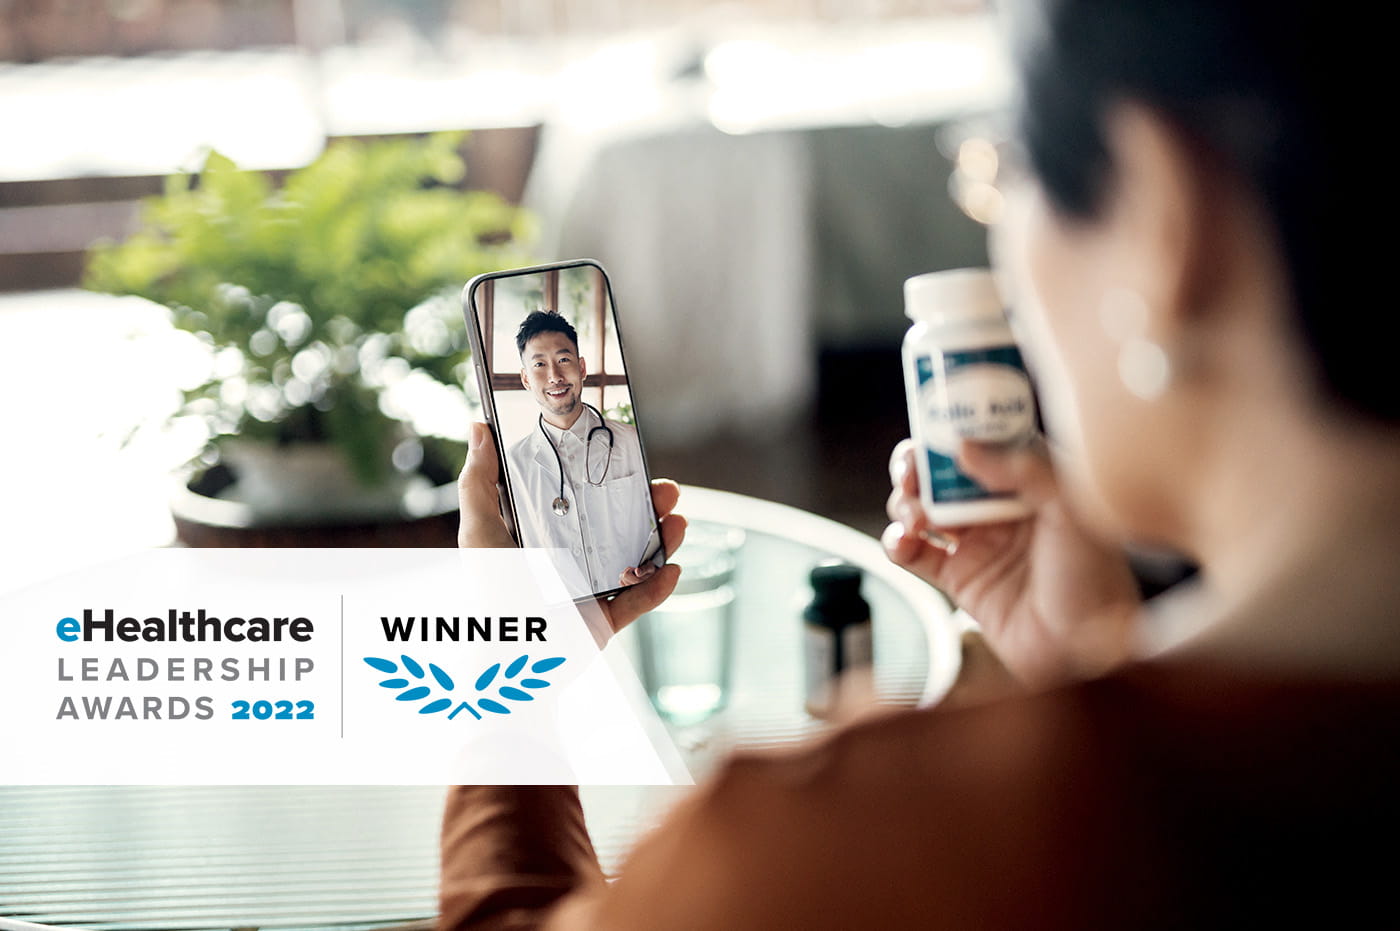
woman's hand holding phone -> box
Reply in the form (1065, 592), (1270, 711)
(457, 422), (520, 550)
(458, 422), (687, 635)
(884, 437), (1142, 688)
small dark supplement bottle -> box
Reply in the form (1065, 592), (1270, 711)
(803, 561), (873, 718)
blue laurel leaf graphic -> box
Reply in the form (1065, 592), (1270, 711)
(429, 663), (455, 691)
(478, 698), (511, 715)
(371, 655), (568, 723)
(475, 663), (501, 691)
(368, 654), (478, 720)
(450, 702), (481, 721)
(470, 657), (564, 712)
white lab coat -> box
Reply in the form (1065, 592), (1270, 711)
(506, 407), (662, 599)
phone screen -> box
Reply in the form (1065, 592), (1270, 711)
(462, 260), (666, 602)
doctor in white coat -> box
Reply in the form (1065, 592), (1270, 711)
(506, 311), (663, 598)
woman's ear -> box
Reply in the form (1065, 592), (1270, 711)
(1100, 102), (1230, 337)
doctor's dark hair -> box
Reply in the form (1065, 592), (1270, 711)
(515, 311), (579, 358)
(1006, 0), (1391, 422)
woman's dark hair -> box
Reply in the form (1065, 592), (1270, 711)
(516, 311), (579, 358)
(1007, 0), (1389, 421)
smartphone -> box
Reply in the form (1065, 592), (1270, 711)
(461, 259), (666, 602)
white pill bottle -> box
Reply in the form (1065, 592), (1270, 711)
(902, 268), (1037, 526)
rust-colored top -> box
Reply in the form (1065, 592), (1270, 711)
(439, 660), (1400, 930)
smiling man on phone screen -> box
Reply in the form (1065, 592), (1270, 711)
(505, 311), (662, 597)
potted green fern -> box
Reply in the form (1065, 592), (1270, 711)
(85, 133), (532, 530)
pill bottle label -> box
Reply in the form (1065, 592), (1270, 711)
(914, 346), (1035, 504)
(842, 623), (873, 671)
(803, 623), (872, 717)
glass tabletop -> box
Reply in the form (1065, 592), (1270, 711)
(1, 487), (960, 930)
(581, 486), (959, 877)
(616, 486), (957, 770)
(0, 786), (445, 931)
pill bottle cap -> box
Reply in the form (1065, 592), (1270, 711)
(804, 561), (869, 627)
(904, 268), (1004, 326)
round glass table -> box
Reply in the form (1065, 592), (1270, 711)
(0, 487), (960, 931)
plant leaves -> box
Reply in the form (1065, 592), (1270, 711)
(429, 663), (455, 691)
(396, 686), (431, 701)
(478, 698), (511, 715)
(475, 663), (500, 691)
(419, 698), (453, 714)
(519, 678), (550, 689)
(401, 655), (425, 678)
(364, 657), (397, 673)
(81, 132), (530, 481)
(505, 655), (528, 679)
(499, 687), (532, 702)
(379, 678), (409, 689)
(531, 657), (565, 674)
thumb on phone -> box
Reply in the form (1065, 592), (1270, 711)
(457, 422), (516, 548)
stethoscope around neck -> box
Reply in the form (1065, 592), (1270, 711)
(539, 402), (614, 517)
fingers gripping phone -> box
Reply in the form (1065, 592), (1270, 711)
(462, 259), (666, 602)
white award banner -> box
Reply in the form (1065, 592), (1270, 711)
(0, 549), (691, 785)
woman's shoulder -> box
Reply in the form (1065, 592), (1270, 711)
(714, 658), (1400, 781)
(789, 660), (1400, 802)
(604, 662), (1400, 929)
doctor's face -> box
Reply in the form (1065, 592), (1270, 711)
(520, 331), (587, 422)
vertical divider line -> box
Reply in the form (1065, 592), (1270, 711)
(339, 593), (344, 739)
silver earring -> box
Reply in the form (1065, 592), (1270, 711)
(1118, 336), (1171, 401)
(1100, 288), (1171, 402)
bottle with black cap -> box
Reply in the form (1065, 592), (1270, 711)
(803, 560), (873, 719)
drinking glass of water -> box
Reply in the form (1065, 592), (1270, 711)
(635, 522), (744, 727)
